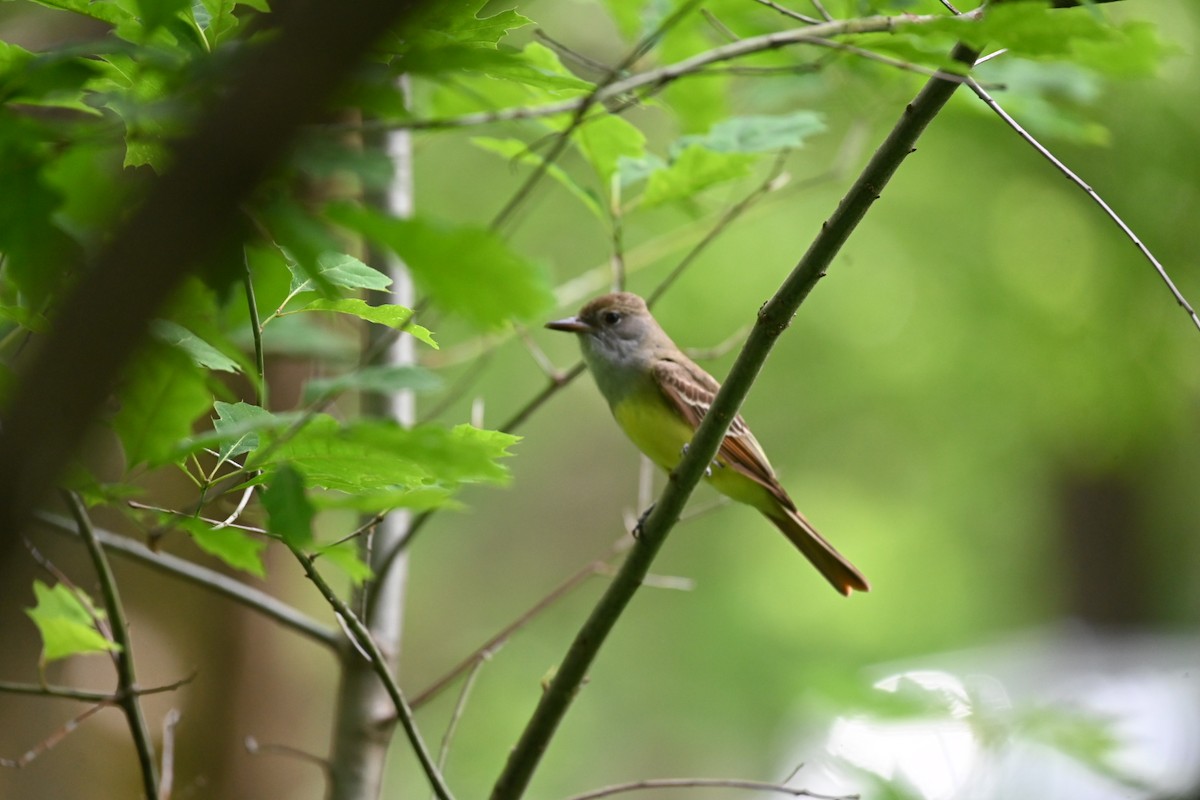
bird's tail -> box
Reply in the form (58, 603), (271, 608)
(765, 508), (870, 596)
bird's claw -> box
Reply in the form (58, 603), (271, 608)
(633, 503), (657, 539)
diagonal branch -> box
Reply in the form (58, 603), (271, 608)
(966, 77), (1200, 334)
(487, 40), (981, 800)
(66, 492), (159, 799)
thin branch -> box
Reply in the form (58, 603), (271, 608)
(563, 777), (857, 800)
(374, 14), (967, 134)
(411, 545), (623, 709)
(67, 492), (159, 799)
(287, 544), (454, 800)
(245, 736), (331, 772)
(0, 701), (108, 769)
(488, 39), (982, 800)
(35, 510), (339, 648)
(0, 673), (194, 703)
(159, 708), (181, 800)
(751, 0), (822, 25)
(431, 656), (486, 800)
(967, 78), (1200, 334)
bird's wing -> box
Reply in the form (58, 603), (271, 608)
(652, 356), (796, 512)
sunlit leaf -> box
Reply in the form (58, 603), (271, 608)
(25, 581), (119, 663)
(471, 136), (604, 219)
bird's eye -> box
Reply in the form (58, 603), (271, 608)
(603, 310), (622, 326)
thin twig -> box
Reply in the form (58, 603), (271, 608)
(35, 510), (339, 648)
(808, 0), (833, 22)
(0, 702), (108, 768)
(411, 545), (624, 709)
(159, 708), (181, 800)
(245, 736), (331, 771)
(357, 13), (967, 135)
(563, 777), (858, 800)
(67, 492), (159, 799)
(967, 78), (1200, 334)
(431, 657), (486, 800)
(751, 0), (822, 26)
(0, 674), (194, 703)
(287, 544), (454, 800)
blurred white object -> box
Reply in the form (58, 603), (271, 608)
(791, 624), (1200, 800)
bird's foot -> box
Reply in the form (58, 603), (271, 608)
(632, 502), (657, 540)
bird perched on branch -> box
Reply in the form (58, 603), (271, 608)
(547, 292), (868, 596)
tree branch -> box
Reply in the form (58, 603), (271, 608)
(66, 492), (159, 799)
(488, 40), (982, 800)
(34, 511), (339, 648)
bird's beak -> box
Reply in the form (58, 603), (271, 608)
(545, 316), (593, 334)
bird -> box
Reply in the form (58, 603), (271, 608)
(546, 291), (868, 596)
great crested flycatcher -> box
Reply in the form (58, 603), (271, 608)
(547, 291), (869, 596)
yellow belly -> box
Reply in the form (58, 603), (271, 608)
(610, 389), (776, 512)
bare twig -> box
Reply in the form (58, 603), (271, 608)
(431, 656), (486, 800)
(287, 544), (454, 800)
(159, 709), (181, 800)
(753, 0), (821, 24)
(67, 492), (159, 799)
(563, 777), (857, 800)
(411, 543), (626, 709)
(967, 78), (1200, 334)
(245, 737), (331, 771)
(0, 673), (194, 703)
(0, 702), (108, 769)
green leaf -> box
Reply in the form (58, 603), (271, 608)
(575, 114), (648, 182)
(327, 206), (554, 329)
(315, 541), (373, 585)
(288, 251), (392, 294)
(210, 401), (284, 462)
(471, 136), (604, 219)
(641, 145), (756, 207)
(255, 416), (519, 500)
(262, 465), (315, 548)
(150, 319), (242, 373)
(112, 344), (213, 468)
(181, 518), (268, 576)
(25, 581), (119, 663)
(676, 112), (825, 154)
(904, 2), (1169, 77)
(311, 486), (457, 513)
(304, 365), (442, 402)
(299, 298), (439, 348)
(618, 153), (667, 188)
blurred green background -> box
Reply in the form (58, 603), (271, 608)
(1, 1), (1198, 799)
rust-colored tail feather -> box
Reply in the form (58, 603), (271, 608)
(765, 509), (870, 596)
